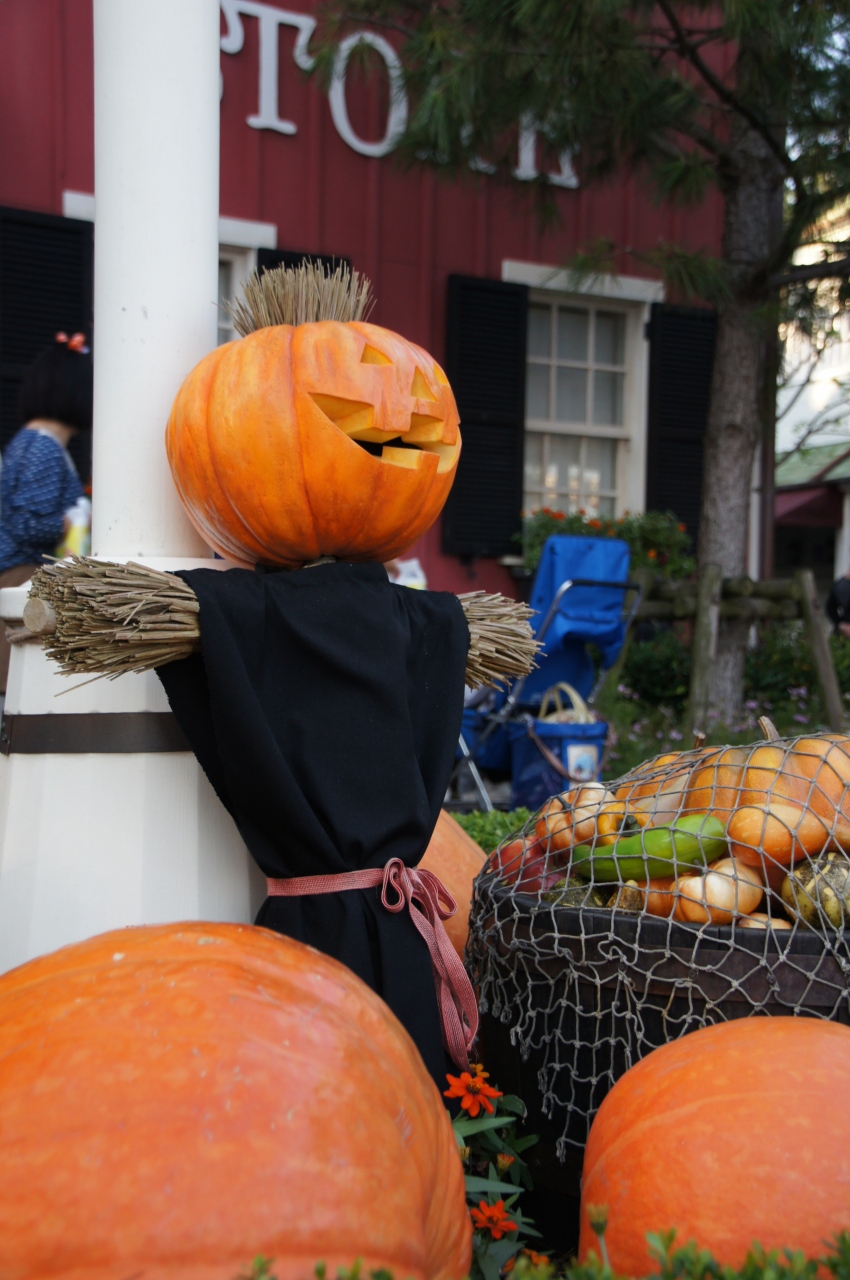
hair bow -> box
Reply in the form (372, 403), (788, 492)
(55, 332), (90, 354)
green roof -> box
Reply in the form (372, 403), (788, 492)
(776, 440), (850, 488)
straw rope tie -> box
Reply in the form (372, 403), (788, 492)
(267, 857), (478, 1070)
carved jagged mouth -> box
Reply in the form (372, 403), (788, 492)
(309, 392), (459, 473)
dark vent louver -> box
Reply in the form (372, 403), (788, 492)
(442, 275), (528, 559)
(645, 303), (717, 549)
(0, 207), (94, 480)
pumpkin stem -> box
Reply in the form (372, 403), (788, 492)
(223, 260), (374, 336)
(758, 715), (781, 742)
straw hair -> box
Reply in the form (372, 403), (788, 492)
(27, 560), (540, 691)
(223, 260), (374, 337)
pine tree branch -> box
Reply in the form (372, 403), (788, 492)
(654, 0), (801, 196)
(771, 256), (850, 289)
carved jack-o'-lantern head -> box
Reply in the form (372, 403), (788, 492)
(166, 287), (461, 567)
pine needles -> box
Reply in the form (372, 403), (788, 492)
(223, 260), (374, 337)
(28, 560), (540, 690)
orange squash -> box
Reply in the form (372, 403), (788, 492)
(727, 801), (840, 867)
(683, 747), (748, 821)
(0, 923), (470, 1280)
(580, 1018), (850, 1272)
(167, 321), (461, 567)
(420, 810), (486, 959)
(536, 783), (614, 850)
(675, 856), (763, 924)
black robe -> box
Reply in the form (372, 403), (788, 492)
(157, 561), (469, 1084)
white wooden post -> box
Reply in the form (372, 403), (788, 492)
(0, 0), (263, 972)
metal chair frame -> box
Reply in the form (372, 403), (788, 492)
(453, 577), (644, 813)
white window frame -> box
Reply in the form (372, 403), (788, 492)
(217, 245), (258, 345)
(502, 260), (662, 517)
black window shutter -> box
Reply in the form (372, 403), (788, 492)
(645, 302), (717, 549)
(0, 206), (94, 480)
(257, 248), (351, 275)
(441, 274), (528, 559)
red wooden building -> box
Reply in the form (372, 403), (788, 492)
(0, 0), (723, 592)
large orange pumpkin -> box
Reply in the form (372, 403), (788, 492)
(0, 923), (471, 1280)
(166, 321), (461, 567)
(420, 810), (487, 959)
(579, 1018), (850, 1272)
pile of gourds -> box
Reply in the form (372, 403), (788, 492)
(489, 726), (850, 930)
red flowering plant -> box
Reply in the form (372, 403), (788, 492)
(520, 509), (695, 580)
(445, 1064), (541, 1280)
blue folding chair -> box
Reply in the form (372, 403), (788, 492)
(454, 535), (642, 810)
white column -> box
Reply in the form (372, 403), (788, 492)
(92, 0), (219, 558)
(0, 0), (262, 972)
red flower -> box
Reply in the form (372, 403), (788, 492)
(678, 523), (687, 532)
(444, 1070), (503, 1116)
(647, 548), (658, 559)
(588, 518), (602, 529)
(470, 1199), (519, 1240)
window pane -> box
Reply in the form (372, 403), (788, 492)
(557, 307), (588, 362)
(585, 436), (617, 490)
(524, 432), (543, 498)
(595, 311), (625, 365)
(526, 364), (550, 419)
(546, 435), (581, 509)
(556, 367), (587, 422)
(218, 260), (233, 346)
(593, 370), (624, 425)
(528, 305), (551, 358)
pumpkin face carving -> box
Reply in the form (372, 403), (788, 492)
(166, 320), (461, 567)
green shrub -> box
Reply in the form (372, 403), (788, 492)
(621, 629), (691, 708)
(521, 510), (695, 579)
(453, 809), (532, 854)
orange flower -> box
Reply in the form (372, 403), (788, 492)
(588, 518), (602, 529)
(678, 523), (687, 532)
(506, 1250), (552, 1270)
(444, 1070), (503, 1117)
(470, 1199), (518, 1240)
(496, 1153), (515, 1173)
(647, 548), (657, 559)
(469, 1062), (490, 1079)
(554, 510), (566, 520)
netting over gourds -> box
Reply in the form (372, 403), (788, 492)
(467, 722), (850, 1160)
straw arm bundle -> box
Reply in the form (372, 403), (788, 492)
(24, 559), (540, 690)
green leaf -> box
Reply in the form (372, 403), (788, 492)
(465, 1175), (523, 1196)
(454, 1114), (516, 1139)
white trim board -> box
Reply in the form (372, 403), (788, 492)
(502, 259), (664, 303)
(62, 191), (277, 250)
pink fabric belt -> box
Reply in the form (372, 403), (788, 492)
(266, 857), (478, 1070)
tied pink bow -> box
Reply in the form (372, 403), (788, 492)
(266, 857), (478, 1070)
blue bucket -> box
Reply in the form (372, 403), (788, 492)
(507, 717), (608, 810)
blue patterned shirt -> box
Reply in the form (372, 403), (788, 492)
(0, 428), (83, 572)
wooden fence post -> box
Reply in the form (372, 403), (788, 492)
(795, 568), (846, 732)
(687, 562), (722, 734)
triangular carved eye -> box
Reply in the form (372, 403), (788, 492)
(411, 368), (436, 400)
(361, 344), (392, 365)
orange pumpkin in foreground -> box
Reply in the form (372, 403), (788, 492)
(167, 321), (461, 567)
(579, 1018), (850, 1272)
(0, 923), (470, 1280)
(420, 809), (487, 959)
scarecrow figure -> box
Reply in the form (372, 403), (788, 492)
(25, 264), (538, 1085)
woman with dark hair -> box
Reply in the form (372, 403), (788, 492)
(0, 332), (92, 689)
